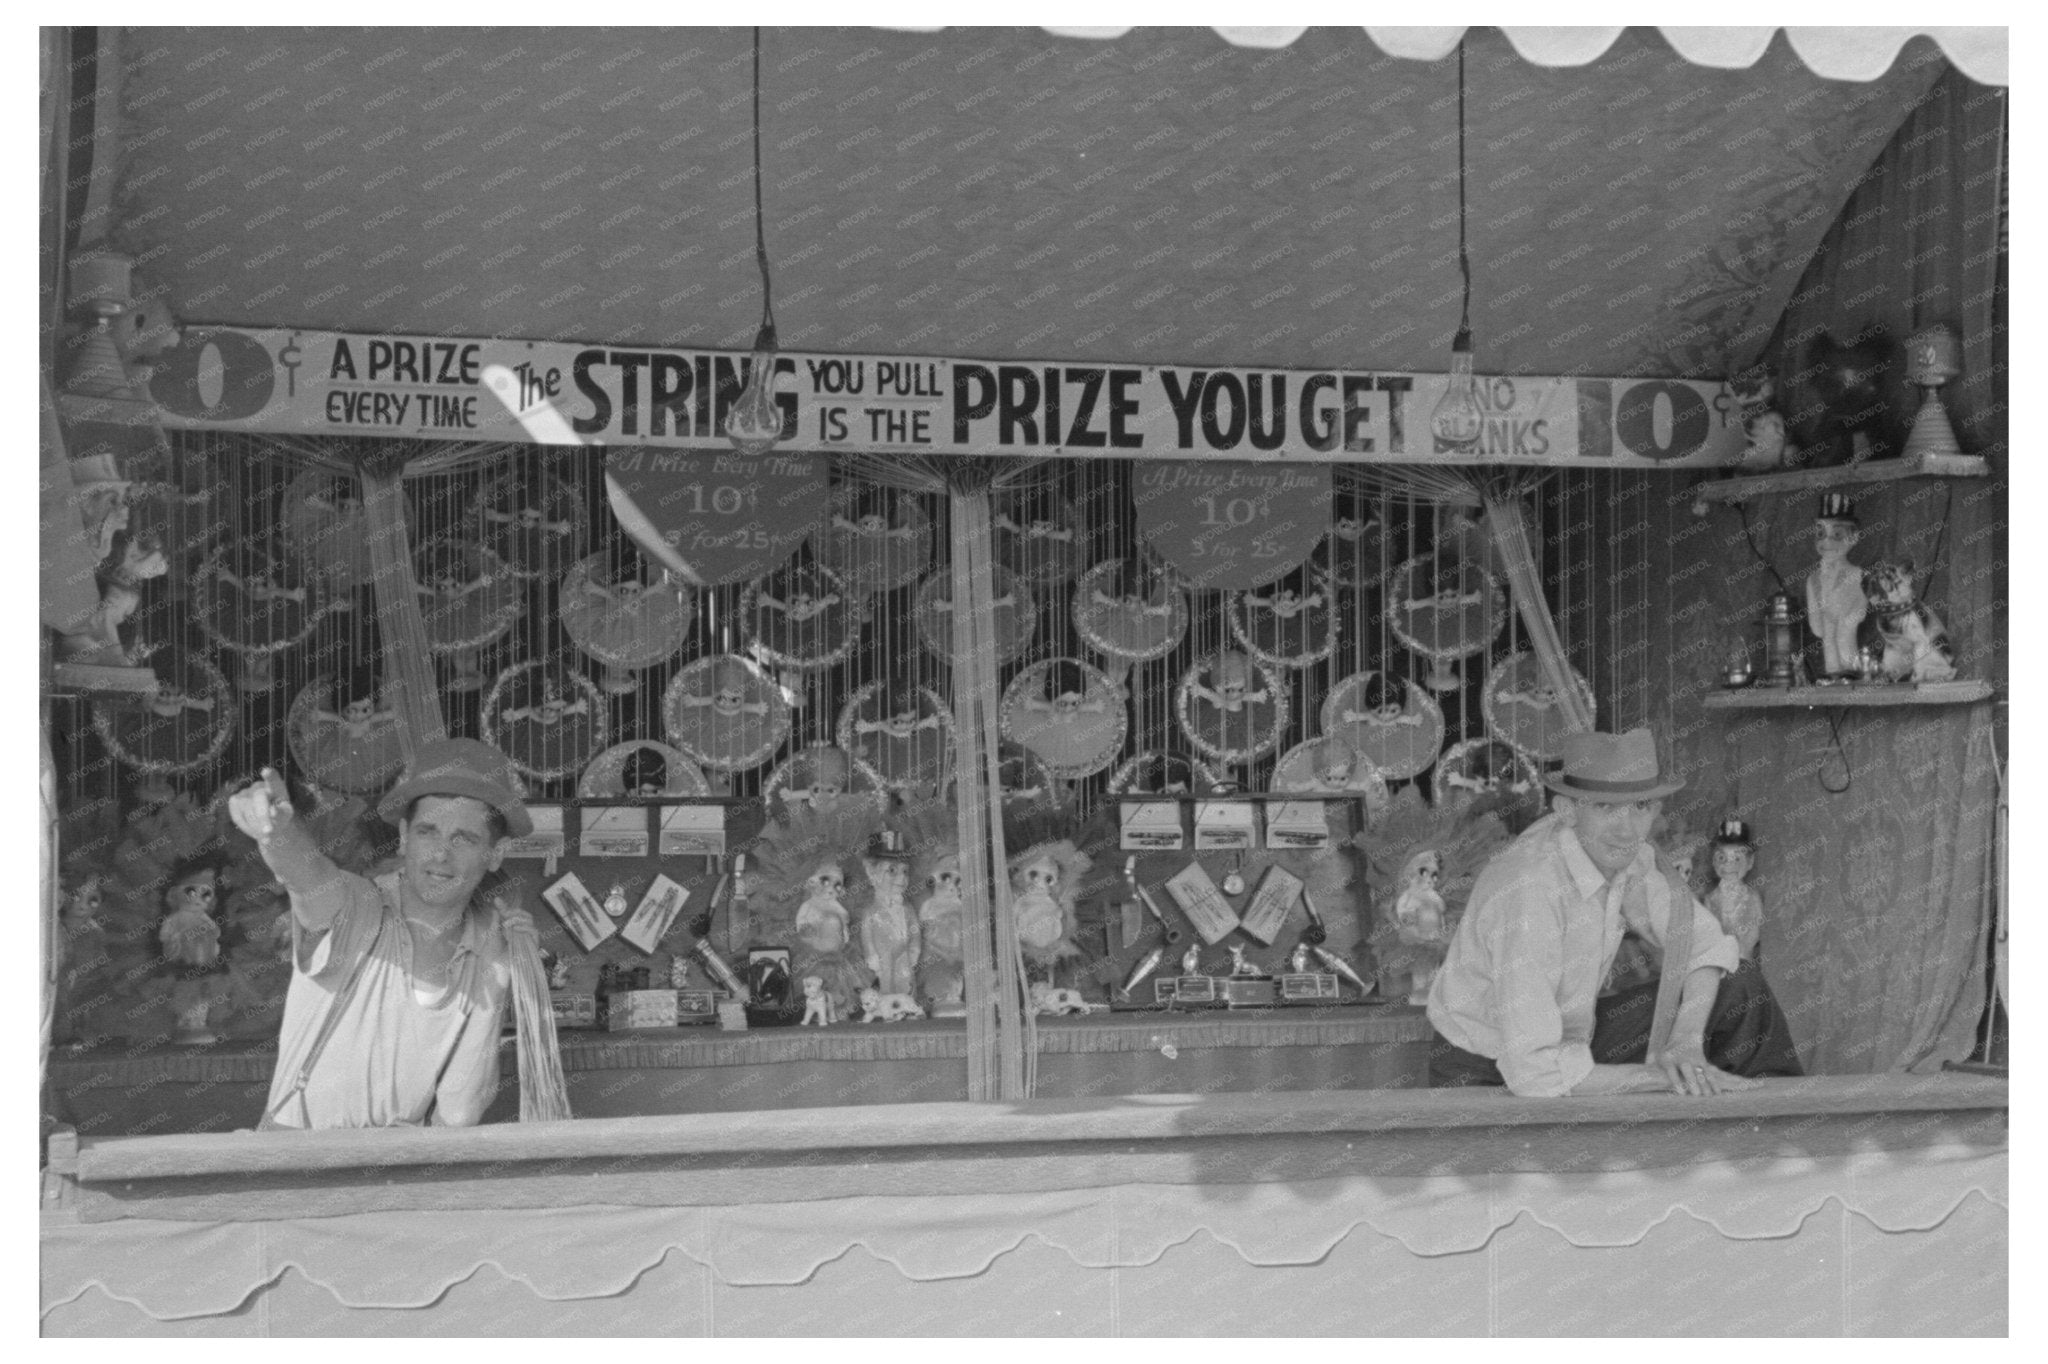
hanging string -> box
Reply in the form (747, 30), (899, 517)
(1455, 40), (1471, 341)
(750, 27), (774, 336)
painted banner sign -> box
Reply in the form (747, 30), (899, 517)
(146, 326), (1746, 467)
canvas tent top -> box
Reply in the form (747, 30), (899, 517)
(88, 26), (2005, 382)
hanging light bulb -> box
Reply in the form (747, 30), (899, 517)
(1430, 39), (1483, 456)
(725, 27), (784, 456)
(725, 318), (782, 455)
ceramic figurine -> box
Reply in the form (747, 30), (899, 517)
(1289, 942), (1313, 975)
(1028, 982), (1089, 1016)
(55, 529), (170, 674)
(857, 988), (925, 1023)
(859, 831), (920, 996)
(1708, 819), (1764, 962)
(1392, 849), (1448, 1004)
(1728, 367), (1802, 471)
(1180, 941), (1203, 977)
(792, 860), (866, 1018)
(548, 954), (573, 991)
(157, 857), (223, 970)
(1861, 559), (1958, 682)
(1804, 493), (1868, 679)
(914, 853), (967, 1012)
(798, 975), (834, 1026)
(1228, 943), (1261, 977)
(1007, 840), (1090, 976)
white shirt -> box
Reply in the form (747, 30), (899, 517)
(1426, 814), (1739, 1096)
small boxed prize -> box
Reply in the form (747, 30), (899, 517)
(606, 989), (680, 1031)
(549, 990), (597, 1028)
(1164, 862), (1242, 944)
(505, 805), (567, 861)
(1193, 800), (1258, 851)
(1119, 800), (1185, 851)
(675, 988), (719, 1023)
(1278, 972), (1341, 1004)
(1265, 801), (1332, 851)
(580, 805), (650, 857)
(1237, 864), (1304, 945)
(620, 874), (690, 953)
(1220, 976), (1278, 1009)
(660, 804), (726, 857)
(1167, 974), (1218, 1005)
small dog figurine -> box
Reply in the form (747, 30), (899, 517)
(1028, 981), (1089, 1016)
(798, 974), (835, 1027)
(857, 988), (925, 1023)
(1861, 560), (1957, 682)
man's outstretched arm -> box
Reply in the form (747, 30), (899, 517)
(226, 768), (352, 934)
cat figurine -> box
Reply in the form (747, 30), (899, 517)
(1805, 331), (1899, 467)
(1861, 559), (1957, 682)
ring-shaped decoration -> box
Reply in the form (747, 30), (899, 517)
(1175, 650), (1291, 765)
(129, 474), (230, 566)
(482, 661), (608, 783)
(476, 468), (589, 580)
(999, 657), (1127, 779)
(993, 742), (1068, 806)
(992, 486), (1085, 587)
(1071, 558), (1189, 664)
(836, 680), (955, 794)
(577, 740), (710, 798)
(811, 485), (933, 595)
(283, 470), (392, 589)
(1106, 750), (1227, 797)
(1482, 650), (1597, 763)
(557, 551), (696, 690)
(661, 653), (793, 773)
(1226, 576), (1339, 669)
(739, 560), (867, 670)
(1388, 552), (1507, 682)
(1432, 737), (1543, 820)
(1319, 671), (1445, 782)
(762, 742), (887, 814)
(285, 673), (408, 795)
(413, 537), (523, 655)
(192, 539), (326, 663)
(915, 565), (1037, 666)
(93, 650), (236, 776)
(1308, 508), (1390, 592)
(1270, 736), (1393, 811)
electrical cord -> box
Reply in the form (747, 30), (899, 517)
(1818, 707), (1852, 794)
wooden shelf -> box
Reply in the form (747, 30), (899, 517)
(1702, 680), (1994, 710)
(1691, 452), (1989, 508)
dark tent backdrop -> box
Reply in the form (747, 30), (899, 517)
(53, 25), (2008, 1074)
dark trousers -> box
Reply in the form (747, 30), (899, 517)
(1429, 957), (1803, 1088)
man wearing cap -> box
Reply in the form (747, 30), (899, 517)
(228, 739), (539, 1128)
(1427, 728), (1801, 1097)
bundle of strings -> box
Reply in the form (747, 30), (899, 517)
(497, 895), (573, 1122)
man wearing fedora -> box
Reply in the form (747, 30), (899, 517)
(227, 739), (539, 1128)
(1427, 728), (1800, 1097)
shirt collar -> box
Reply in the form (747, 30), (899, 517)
(374, 870), (491, 961)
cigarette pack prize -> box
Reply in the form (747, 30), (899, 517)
(541, 871), (617, 951)
(1164, 861), (1241, 944)
(620, 873), (691, 954)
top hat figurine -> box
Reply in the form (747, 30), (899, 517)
(1708, 817), (1763, 960)
(1806, 492), (1867, 680)
(1713, 818), (1755, 848)
(865, 829), (914, 863)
